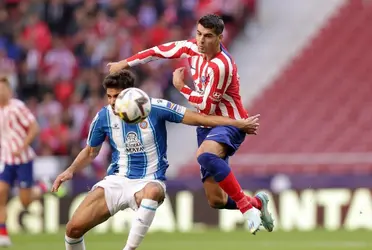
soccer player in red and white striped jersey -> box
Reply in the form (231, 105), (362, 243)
(108, 14), (274, 234)
(0, 77), (47, 247)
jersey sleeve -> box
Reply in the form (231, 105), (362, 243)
(180, 62), (231, 114)
(13, 100), (36, 128)
(87, 109), (106, 147)
(127, 39), (199, 67)
(151, 99), (186, 123)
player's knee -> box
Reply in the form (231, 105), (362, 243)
(66, 220), (85, 239)
(19, 197), (32, 209)
(142, 183), (165, 203)
(197, 152), (216, 166)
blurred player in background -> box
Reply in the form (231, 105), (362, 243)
(52, 69), (260, 250)
(0, 77), (50, 247)
(108, 14), (274, 234)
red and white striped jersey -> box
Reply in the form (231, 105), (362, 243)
(0, 99), (36, 165)
(127, 39), (248, 120)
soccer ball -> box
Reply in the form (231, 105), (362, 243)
(115, 88), (151, 124)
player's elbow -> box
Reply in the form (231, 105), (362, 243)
(88, 151), (98, 160)
(87, 146), (98, 160)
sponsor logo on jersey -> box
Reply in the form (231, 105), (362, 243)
(112, 123), (120, 129)
(125, 132), (144, 154)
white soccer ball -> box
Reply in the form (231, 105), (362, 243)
(115, 88), (151, 124)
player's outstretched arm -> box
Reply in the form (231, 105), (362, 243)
(107, 40), (198, 74)
(51, 145), (101, 192)
(182, 110), (260, 135)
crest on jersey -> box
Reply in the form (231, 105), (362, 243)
(201, 76), (206, 83)
(139, 121), (148, 129)
(210, 92), (222, 102)
(125, 132), (144, 154)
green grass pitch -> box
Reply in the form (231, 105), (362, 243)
(9, 230), (372, 250)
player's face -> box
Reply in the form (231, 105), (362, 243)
(196, 24), (222, 55)
(0, 81), (11, 105)
(107, 88), (123, 114)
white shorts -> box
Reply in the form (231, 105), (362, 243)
(91, 175), (166, 215)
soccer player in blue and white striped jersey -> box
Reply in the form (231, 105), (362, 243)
(52, 69), (260, 250)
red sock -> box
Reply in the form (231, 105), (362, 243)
(0, 224), (7, 236)
(247, 196), (262, 210)
(218, 172), (253, 213)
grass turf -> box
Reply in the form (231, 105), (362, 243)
(8, 229), (372, 250)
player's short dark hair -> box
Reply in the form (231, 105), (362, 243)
(102, 70), (135, 90)
(198, 14), (224, 35)
(0, 76), (10, 87)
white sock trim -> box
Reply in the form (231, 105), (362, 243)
(65, 235), (84, 245)
(140, 199), (158, 211)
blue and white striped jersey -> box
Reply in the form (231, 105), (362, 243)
(87, 98), (186, 181)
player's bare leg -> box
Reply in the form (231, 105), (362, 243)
(123, 182), (165, 250)
(203, 177), (228, 208)
(0, 181), (11, 247)
(18, 185), (49, 209)
(65, 187), (111, 250)
(197, 140), (261, 234)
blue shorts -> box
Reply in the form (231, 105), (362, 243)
(0, 161), (34, 188)
(197, 126), (246, 182)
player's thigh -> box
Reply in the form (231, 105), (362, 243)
(197, 140), (228, 158)
(14, 162), (34, 207)
(0, 163), (16, 194)
(66, 187), (111, 237)
(197, 126), (245, 158)
(16, 161), (34, 189)
(196, 126), (230, 158)
(202, 176), (227, 207)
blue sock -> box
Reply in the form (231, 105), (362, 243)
(224, 196), (238, 209)
(197, 152), (231, 182)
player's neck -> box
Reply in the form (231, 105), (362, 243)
(204, 47), (221, 61)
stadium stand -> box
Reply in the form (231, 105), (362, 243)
(0, 0), (255, 179)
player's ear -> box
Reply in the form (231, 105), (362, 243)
(218, 34), (223, 43)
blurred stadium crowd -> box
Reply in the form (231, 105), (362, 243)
(0, 0), (255, 177)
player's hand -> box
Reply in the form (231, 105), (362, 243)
(173, 67), (186, 91)
(107, 60), (129, 74)
(12, 147), (25, 157)
(239, 114), (260, 135)
(51, 169), (74, 192)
